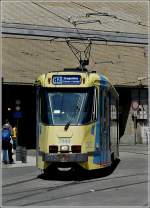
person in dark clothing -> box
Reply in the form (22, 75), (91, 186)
(2, 119), (14, 164)
(2, 139), (9, 164)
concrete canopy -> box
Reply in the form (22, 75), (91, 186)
(2, 1), (148, 86)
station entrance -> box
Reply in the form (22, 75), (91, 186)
(116, 87), (131, 139)
(2, 84), (36, 148)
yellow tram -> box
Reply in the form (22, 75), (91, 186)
(35, 68), (119, 173)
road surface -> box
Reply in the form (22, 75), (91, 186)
(2, 145), (148, 206)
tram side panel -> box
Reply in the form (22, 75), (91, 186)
(93, 82), (112, 167)
(36, 87), (45, 170)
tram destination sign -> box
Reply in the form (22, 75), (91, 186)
(52, 75), (81, 85)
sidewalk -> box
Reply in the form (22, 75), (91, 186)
(119, 143), (148, 155)
(1, 150), (36, 168)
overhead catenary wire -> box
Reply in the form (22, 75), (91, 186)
(2, 35), (147, 49)
(116, 76), (149, 85)
(71, 2), (148, 28)
(32, 2), (70, 24)
(32, 1), (96, 68)
(71, 19), (102, 26)
(69, 12), (108, 68)
(71, 25), (100, 69)
(31, 1), (147, 71)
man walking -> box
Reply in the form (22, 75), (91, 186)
(2, 119), (14, 164)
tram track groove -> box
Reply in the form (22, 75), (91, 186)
(3, 170), (147, 188)
(4, 179), (147, 205)
(3, 172), (147, 205)
(3, 177), (39, 188)
(21, 180), (148, 206)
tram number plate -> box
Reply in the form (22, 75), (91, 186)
(59, 138), (70, 144)
(47, 154), (69, 162)
(59, 154), (69, 161)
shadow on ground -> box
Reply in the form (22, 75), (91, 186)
(38, 159), (120, 181)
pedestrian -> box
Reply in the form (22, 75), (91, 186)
(2, 119), (12, 164)
(2, 119), (14, 164)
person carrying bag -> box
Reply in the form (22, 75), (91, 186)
(2, 119), (14, 164)
(2, 125), (11, 164)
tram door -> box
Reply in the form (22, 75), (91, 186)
(94, 87), (111, 165)
(100, 89), (111, 165)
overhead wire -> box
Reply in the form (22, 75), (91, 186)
(71, 23), (102, 69)
(2, 2), (148, 88)
(71, 2), (148, 27)
(31, 1), (148, 73)
(116, 76), (149, 85)
(32, 2), (70, 24)
(32, 1), (99, 68)
(3, 35), (147, 49)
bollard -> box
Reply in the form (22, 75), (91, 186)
(16, 146), (22, 161)
(22, 146), (27, 163)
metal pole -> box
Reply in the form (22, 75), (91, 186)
(16, 119), (19, 147)
(16, 118), (22, 161)
(134, 116), (137, 145)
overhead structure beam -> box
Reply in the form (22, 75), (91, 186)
(2, 23), (148, 44)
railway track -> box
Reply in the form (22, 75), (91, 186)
(3, 170), (148, 206)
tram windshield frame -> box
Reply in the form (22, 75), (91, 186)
(40, 87), (97, 125)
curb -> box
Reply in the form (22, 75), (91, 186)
(2, 155), (36, 168)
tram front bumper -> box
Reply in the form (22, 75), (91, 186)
(42, 152), (88, 162)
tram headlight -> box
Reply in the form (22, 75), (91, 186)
(60, 145), (69, 152)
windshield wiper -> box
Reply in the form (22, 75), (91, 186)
(64, 105), (80, 131)
(64, 122), (70, 131)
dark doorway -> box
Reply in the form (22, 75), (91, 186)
(2, 84), (36, 149)
(116, 87), (131, 139)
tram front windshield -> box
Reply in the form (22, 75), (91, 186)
(41, 87), (95, 125)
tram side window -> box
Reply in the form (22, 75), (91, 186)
(40, 90), (52, 124)
(100, 89), (103, 123)
(92, 88), (98, 121)
(80, 87), (97, 124)
(102, 90), (109, 131)
(104, 92), (107, 130)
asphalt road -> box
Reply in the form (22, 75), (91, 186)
(2, 145), (148, 207)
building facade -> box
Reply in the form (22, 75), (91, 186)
(2, 1), (149, 148)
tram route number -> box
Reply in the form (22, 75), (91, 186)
(52, 75), (81, 85)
